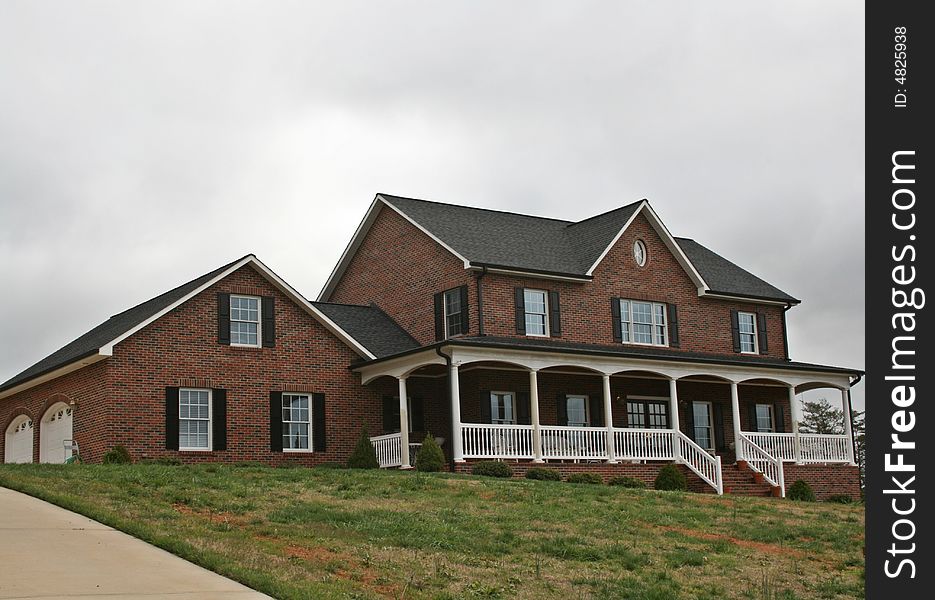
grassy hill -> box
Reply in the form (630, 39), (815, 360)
(0, 464), (863, 599)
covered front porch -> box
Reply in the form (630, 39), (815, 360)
(358, 343), (858, 497)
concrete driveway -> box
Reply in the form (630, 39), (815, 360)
(0, 486), (272, 599)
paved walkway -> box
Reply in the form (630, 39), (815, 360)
(0, 486), (272, 599)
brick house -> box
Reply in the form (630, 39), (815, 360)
(1, 194), (861, 499)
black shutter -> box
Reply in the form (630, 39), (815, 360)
(549, 290), (561, 337)
(667, 304), (680, 347)
(411, 397), (425, 432)
(270, 392), (283, 452)
(165, 387), (180, 450)
(747, 403), (758, 432)
(557, 394), (568, 426)
(218, 293), (231, 344)
(775, 404), (785, 433)
(589, 396), (604, 427)
(480, 390), (492, 423)
(434, 292), (445, 341)
(611, 298), (622, 342)
(211, 389), (227, 451)
(517, 392), (530, 425)
(312, 393), (326, 451)
(757, 312), (768, 354)
(262, 296), (275, 347)
(459, 285), (470, 334)
(713, 403), (726, 451)
(514, 288), (526, 334)
(382, 396), (398, 433)
(685, 401), (695, 441)
(730, 310), (741, 353)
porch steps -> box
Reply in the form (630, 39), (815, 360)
(719, 461), (779, 497)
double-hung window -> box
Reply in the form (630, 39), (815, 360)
(179, 389), (211, 451)
(754, 403), (774, 433)
(738, 312), (758, 353)
(490, 392), (516, 424)
(230, 295), (261, 346)
(444, 288), (463, 337)
(282, 394), (311, 451)
(566, 395), (590, 427)
(524, 290), (549, 336)
(619, 299), (667, 346)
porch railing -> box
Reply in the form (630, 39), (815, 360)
(677, 432), (723, 495)
(744, 432), (851, 463)
(461, 423), (535, 459)
(540, 425), (607, 460)
(614, 428), (675, 461)
(738, 433), (785, 496)
(370, 432), (402, 468)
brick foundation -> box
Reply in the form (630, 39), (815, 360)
(783, 463), (861, 501)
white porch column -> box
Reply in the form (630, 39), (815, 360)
(602, 374), (616, 463)
(668, 378), (681, 461)
(730, 382), (743, 460)
(450, 363), (464, 462)
(788, 386), (803, 464)
(841, 388), (856, 465)
(530, 370), (544, 463)
(398, 376), (411, 469)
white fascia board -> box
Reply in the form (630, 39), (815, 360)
(317, 197), (382, 302)
(0, 353), (109, 401)
(378, 196), (472, 268)
(468, 266), (590, 283)
(584, 201), (710, 293)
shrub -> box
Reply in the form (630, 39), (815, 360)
(525, 467), (562, 481)
(233, 461), (266, 468)
(101, 445), (132, 465)
(416, 434), (445, 472)
(139, 457), (181, 466)
(788, 480), (817, 502)
(654, 464), (687, 491)
(471, 461), (513, 478)
(608, 476), (647, 488)
(825, 494), (854, 504)
(315, 462), (346, 470)
(347, 427), (379, 469)
(567, 472), (603, 484)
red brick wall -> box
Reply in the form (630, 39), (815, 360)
(783, 464), (861, 501)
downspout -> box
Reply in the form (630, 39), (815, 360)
(781, 303), (793, 361)
(436, 346), (455, 471)
(848, 374), (863, 469)
(475, 266), (488, 336)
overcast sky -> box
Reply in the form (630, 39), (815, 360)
(1, 1), (864, 410)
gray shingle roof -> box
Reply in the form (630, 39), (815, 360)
(1, 256), (248, 393)
(381, 194), (797, 302)
(311, 303), (420, 358)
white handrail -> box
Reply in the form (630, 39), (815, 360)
(738, 433), (785, 496)
(370, 432), (402, 468)
(613, 428), (676, 461)
(461, 423), (534, 459)
(540, 425), (607, 460)
(676, 432), (723, 495)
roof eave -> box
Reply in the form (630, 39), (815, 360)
(0, 350), (109, 399)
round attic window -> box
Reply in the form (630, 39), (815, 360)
(633, 240), (647, 266)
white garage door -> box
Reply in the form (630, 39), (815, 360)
(40, 406), (73, 464)
(4, 417), (34, 464)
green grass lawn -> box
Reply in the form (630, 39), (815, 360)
(0, 464), (863, 599)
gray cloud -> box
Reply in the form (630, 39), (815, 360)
(1, 1), (864, 408)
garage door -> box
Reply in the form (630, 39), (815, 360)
(40, 406), (73, 464)
(4, 417), (34, 464)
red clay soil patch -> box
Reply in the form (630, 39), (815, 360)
(284, 545), (399, 597)
(659, 525), (806, 559)
(171, 503), (247, 526)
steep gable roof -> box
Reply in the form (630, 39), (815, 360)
(318, 193), (798, 304)
(0, 255), (410, 399)
(311, 303), (420, 358)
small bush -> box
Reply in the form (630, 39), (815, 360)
(788, 479), (817, 502)
(471, 461), (513, 478)
(416, 434), (446, 472)
(139, 457), (182, 466)
(101, 445), (132, 465)
(525, 467), (562, 481)
(567, 472), (603, 485)
(608, 476), (647, 488)
(315, 462), (346, 470)
(347, 427), (379, 469)
(824, 494), (853, 504)
(654, 464), (688, 491)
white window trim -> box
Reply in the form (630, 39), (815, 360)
(619, 299), (668, 347)
(625, 395), (670, 430)
(282, 393), (313, 453)
(738, 311), (758, 354)
(754, 403), (775, 433)
(230, 295), (262, 348)
(392, 396), (415, 433)
(179, 388), (212, 452)
(633, 239), (647, 267)
(523, 289), (550, 338)
(692, 400), (714, 452)
(443, 288), (463, 339)
(565, 394), (591, 427)
(490, 391), (517, 425)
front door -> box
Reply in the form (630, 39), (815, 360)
(691, 401), (714, 451)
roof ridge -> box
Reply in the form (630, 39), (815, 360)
(378, 192), (573, 224)
(564, 199), (646, 229)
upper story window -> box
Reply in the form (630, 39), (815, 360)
(754, 404), (774, 433)
(633, 240), (647, 267)
(282, 393), (311, 452)
(738, 311), (758, 353)
(434, 286), (469, 341)
(619, 299), (667, 346)
(444, 288), (463, 337)
(179, 388), (211, 451)
(524, 289), (549, 336)
(230, 295), (261, 346)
